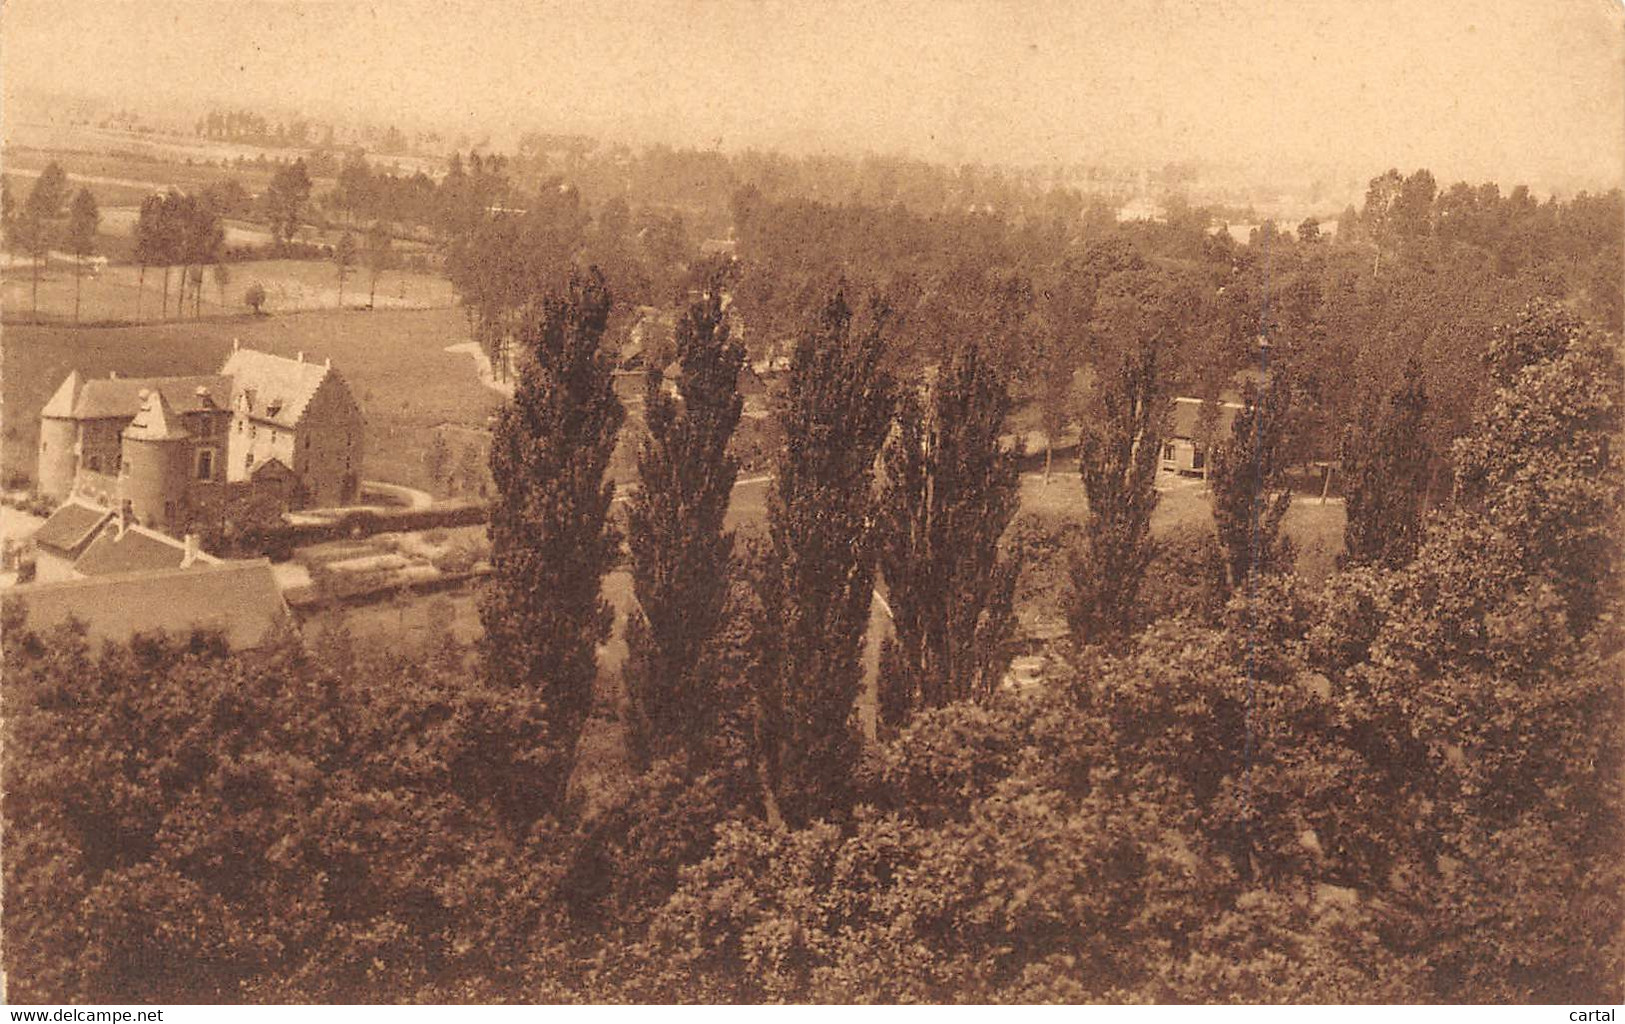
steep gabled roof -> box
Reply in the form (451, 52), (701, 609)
(32, 501), (112, 556)
(3, 559), (290, 650)
(66, 375), (233, 421)
(221, 349), (334, 429)
(123, 389), (191, 442)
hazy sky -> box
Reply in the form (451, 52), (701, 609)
(3, 0), (1622, 187)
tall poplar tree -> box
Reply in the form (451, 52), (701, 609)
(1069, 340), (1166, 647)
(333, 230), (356, 308)
(1340, 359), (1430, 570)
(133, 193), (163, 319)
(64, 188), (100, 324)
(877, 341), (1021, 728)
(479, 269), (625, 821)
(19, 162), (68, 318)
(1209, 374), (1295, 595)
(625, 266), (746, 769)
(754, 287), (895, 825)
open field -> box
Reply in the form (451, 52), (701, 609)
(4, 257), (456, 323)
(1019, 467), (1347, 578)
(3, 306), (499, 492)
(3, 142), (287, 194)
(5, 142), (437, 255)
(6, 120), (443, 179)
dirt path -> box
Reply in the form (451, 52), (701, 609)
(444, 341), (515, 398)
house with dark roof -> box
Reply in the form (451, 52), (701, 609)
(27, 500), (221, 580)
(1162, 396), (1244, 477)
(73, 517), (218, 576)
(30, 500), (112, 582)
(3, 558), (290, 650)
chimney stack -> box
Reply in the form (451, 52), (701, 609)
(182, 533), (200, 567)
(116, 501), (130, 537)
(297, 351), (305, 363)
(109, 371), (119, 380)
(233, 337), (240, 351)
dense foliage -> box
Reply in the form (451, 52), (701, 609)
(6, 142), (1623, 1002)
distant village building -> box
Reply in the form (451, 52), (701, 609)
(1115, 195), (1167, 223)
(38, 344), (365, 530)
(1162, 396), (1244, 476)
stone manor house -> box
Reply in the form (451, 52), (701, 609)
(37, 343), (365, 534)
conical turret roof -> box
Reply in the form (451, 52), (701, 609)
(40, 370), (84, 418)
(123, 388), (191, 442)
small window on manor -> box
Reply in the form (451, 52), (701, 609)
(196, 448), (215, 481)
(1162, 443), (1176, 461)
(245, 452), (255, 472)
(86, 455), (101, 473)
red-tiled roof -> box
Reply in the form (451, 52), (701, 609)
(32, 501), (112, 556)
(3, 559), (290, 650)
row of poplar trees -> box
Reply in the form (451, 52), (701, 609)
(477, 262), (1030, 828)
(475, 258), (1435, 830)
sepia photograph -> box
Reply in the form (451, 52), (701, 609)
(0, 0), (1622, 1008)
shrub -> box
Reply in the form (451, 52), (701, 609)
(1137, 523), (1227, 628)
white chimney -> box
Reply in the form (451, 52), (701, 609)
(233, 337), (240, 351)
(297, 351), (305, 363)
(109, 371), (119, 379)
(182, 533), (200, 567)
(116, 502), (130, 537)
(325, 356), (331, 368)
